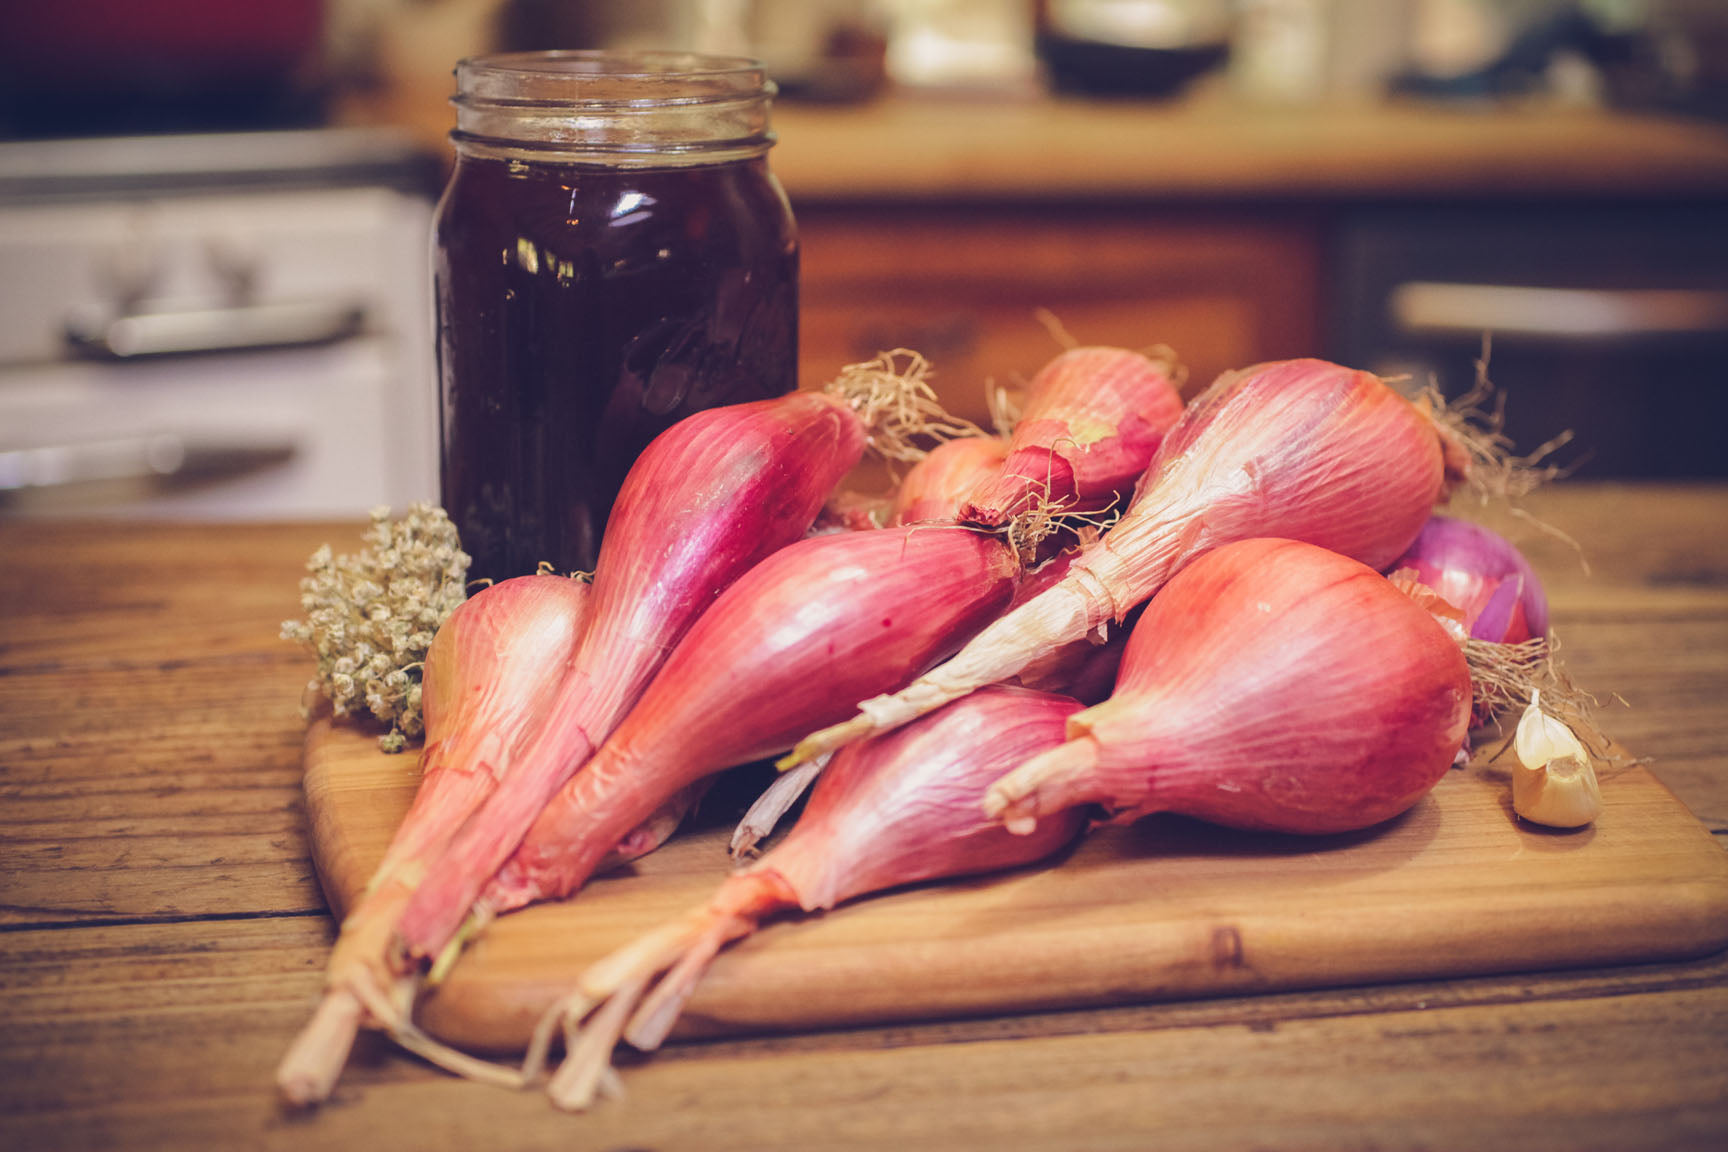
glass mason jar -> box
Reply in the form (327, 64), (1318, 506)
(435, 51), (799, 581)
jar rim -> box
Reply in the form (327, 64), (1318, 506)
(459, 49), (766, 80)
(456, 50), (771, 109)
(450, 50), (778, 163)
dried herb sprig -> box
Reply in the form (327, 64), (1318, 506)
(282, 504), (470, 751)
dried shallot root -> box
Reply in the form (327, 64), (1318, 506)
(982, 538), (1473, 838)
(528, 686), (1088, 1111)
(785, 356), (1496, 771)
(452, 522), (1022, 957)
(395, 356), (977, 969)
(829, 347), (987, 461)
(277, 572), (592, 1106)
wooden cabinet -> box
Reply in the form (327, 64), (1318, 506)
(796, 204), (1321, 424)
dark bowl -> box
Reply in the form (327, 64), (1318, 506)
(1037, 34), (1229, 99)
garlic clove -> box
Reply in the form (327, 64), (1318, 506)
(1511, 691), (1602, 828)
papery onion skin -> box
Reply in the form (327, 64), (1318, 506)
(1134, 359), (1453, 575)
(772, 685), (1089, 912)
(361, 575), (592, 931)
(960, 346), (1184, 529)
(396, 391), (869, 962)
(1004, 545), (1131, 705)
(536, 686), (1088, 1111)
(891, 435), (1011, 526)
(1387, 514), (1550, 643)
(985, 538), (1473, 837)
(476, 523), (1022, 919)
(810, 485), (892, 534)
(278, 572), (591, 1106)
(789, 358), (1463, 768)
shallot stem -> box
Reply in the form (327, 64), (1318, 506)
(427, 907), (493, 986)
(547, 975), (652, 1111)
(276, 988), (365, 1107)
(622, 911), (753, 1051)
(982, 736), (1103, 835)
(732, 756), (827, 858)
(777, 716), (871, 770)
(389, 1020), (529, 1091)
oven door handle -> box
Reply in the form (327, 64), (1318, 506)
(0, 433), (299, 493)
(65, 300), (367, 359)
(1390, 282), (1728, 341)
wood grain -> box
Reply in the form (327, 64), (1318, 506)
(0, 522), (341, 927)
(2, 486), (1725, 1151)
(303, 703), (1728, 1053)
(6, 918), (1725, 1152)
(798, 206), (1321, 428)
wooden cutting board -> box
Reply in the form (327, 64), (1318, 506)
(302, 717), (1728, 1053)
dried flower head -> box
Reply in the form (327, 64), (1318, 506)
(281, 504), (470, 751)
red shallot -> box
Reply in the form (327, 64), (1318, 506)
(959, 345), (1184, 531)
(461, 522), (1022, 941)
(889, 434), (1011, 526)
(1387, 514), (1549, 644)
(1386, 518), (1604, 826)
(787, 358), (1472, 768)
(395, 382), (892, 964)
(531, 685), (1088, 1110)
(984, 537), (1473, 837)
(277, 572), (591, 1105)
(732, 437), (1019, 859)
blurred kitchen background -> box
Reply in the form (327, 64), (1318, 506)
(3, 0), (1727, 519)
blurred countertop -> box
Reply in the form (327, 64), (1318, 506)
(346, 85), (1728, 204)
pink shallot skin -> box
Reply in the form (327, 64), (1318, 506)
(534, 686), (1088, 1109)
(276, 573), (589, 1107)
(1110, 358), (1459, 585)
(789, 358), (1465, 768)
(890, 435), (1010, 526)
(985, 538), (1473, 837)
(383, 577), (590, 874)
(395, 391), (868, 962)
(335, 576), (590, 968)
(478, 524), (1021, 917)
(960, 346), (1184, 529)
(765, 685), (1089, 912)
(1387, 514), (1550, 644)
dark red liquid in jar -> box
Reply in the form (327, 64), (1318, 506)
(435, 153), (798, 580)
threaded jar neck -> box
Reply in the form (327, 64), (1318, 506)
(450, 50), (777, 166)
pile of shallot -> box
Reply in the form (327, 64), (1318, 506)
(278, 343), (1602, 1112)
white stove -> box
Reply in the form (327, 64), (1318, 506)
(0, 128), (441, 518)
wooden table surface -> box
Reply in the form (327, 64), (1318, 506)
(2, 482), (1726, 1151)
